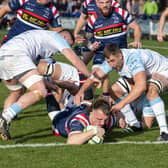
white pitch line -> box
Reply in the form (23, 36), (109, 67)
(0, 141), (168, 148)
(142, 45), (168, 50)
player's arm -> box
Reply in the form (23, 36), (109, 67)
(74, 13), (87, 43)
(52, 80), (79, 95)
(62, 48), (91, 78)
(111, 71), (146, 113)
(128, 21), (142, 48)
(67, 129), (96, 144)
(157, 8), (168, 42)
(74, 63), (112, 105)
(0, 3), (12, 21)
(67, 126), (105, 145)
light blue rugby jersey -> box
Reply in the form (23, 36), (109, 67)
(99, 48), (168, 78)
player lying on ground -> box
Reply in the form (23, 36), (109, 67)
(75, 44), (168, 141)
(0, 29), (91, 140)
(49, 97), (125, 144)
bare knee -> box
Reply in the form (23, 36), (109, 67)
(110, 83), (125, 100)
(146, 83), (159, 100)
(143, 116), (154, 128)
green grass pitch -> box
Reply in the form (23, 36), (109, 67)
(0, 31), (168, 167)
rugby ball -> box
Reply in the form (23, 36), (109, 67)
(88, 136), (103, 144)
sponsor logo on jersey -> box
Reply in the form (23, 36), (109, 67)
(95, 26), (123, 37)
(21, 12), (47, 27)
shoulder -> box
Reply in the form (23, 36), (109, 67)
(114, 7), (129, 19)
(83, 0), (94, 9)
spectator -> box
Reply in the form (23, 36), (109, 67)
(139, 0), (145, 17)
(71, 5), (81, 17)
(143, 0), (158, 19)
(131, 0), (139, 18)
(59, 0), (68, 16)
(66, 0), (75, 15)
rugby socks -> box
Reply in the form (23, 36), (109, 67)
(149, 97), (168, 134)
(115, 94), (141, 128)
(2, 103), (21, 123)
(46, 92), (61, 121)
(142, 95), (154, 116)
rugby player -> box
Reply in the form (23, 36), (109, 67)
(102, 44), (168, 140)
(0, 29), (91, 140)
(73, 0), (142, 103)
(51, 98), (118, 144)
(0, 0), (62, 110)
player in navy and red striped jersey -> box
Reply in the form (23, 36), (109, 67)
(0, 0), (62, 44)
(74, 0), (141, 103)
(50, 98), (118, 144)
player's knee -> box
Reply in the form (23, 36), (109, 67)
(144, 121), (153, 129)
(143, 116), (154, 128)
(33, 89), (47, 101)
(110, 83), (125, 98)
(147, 84), (159, 99)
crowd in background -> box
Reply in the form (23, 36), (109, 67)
(0, 0), (168, 30)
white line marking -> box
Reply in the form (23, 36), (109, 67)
(143, 45), (168, 50)
(0, 141), (168, 148)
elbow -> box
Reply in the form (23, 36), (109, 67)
(66, 139), (81, 145)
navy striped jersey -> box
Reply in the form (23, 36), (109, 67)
(4, 0), (61, 43)
(82, 0), (134, 49)
(52, 104), (117, 137)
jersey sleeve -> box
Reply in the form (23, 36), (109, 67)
(99, 61), (113, 75)
(127, 53), (145, 76)
(8, 0), (22, 11)
(82, 0), (89, 15)
(115, 7), (134, 25)
(69, 120), (85, 133)
(112, 0), (120, 7)
(50, 4), (62, 28)
(52, 32), (71, 51)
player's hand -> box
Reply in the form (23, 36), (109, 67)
(128, 41), (142, 48)
(157, 32), (165, 42)
(89, 41), (101, 51)
(74, 92), (84, 106)
(111, 103), (124, 115)
(74, 34), (85, 43)
(96, 127), (105, 138)
(92, 77), (102, 89)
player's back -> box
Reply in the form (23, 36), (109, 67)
(52, 104), (89, 137)
(0, 30), (69, 64)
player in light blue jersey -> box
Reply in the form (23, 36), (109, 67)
(0, 29), (91, 140)
(102, 43), (168, 141)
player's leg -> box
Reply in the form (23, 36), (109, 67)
(3, 79), (24, 109)
(0, 69), (47, 140)
(146, 73), (168, 140)
(92, 51), (111, 102)
(110, 77), (143, 132)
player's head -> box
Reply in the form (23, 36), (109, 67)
(96, 0), (112, 16)
(59, 29), (75, 46)
(89, 98), (111, 127)
(104, 43), (123, 71)
(36, 0), (50, 5)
